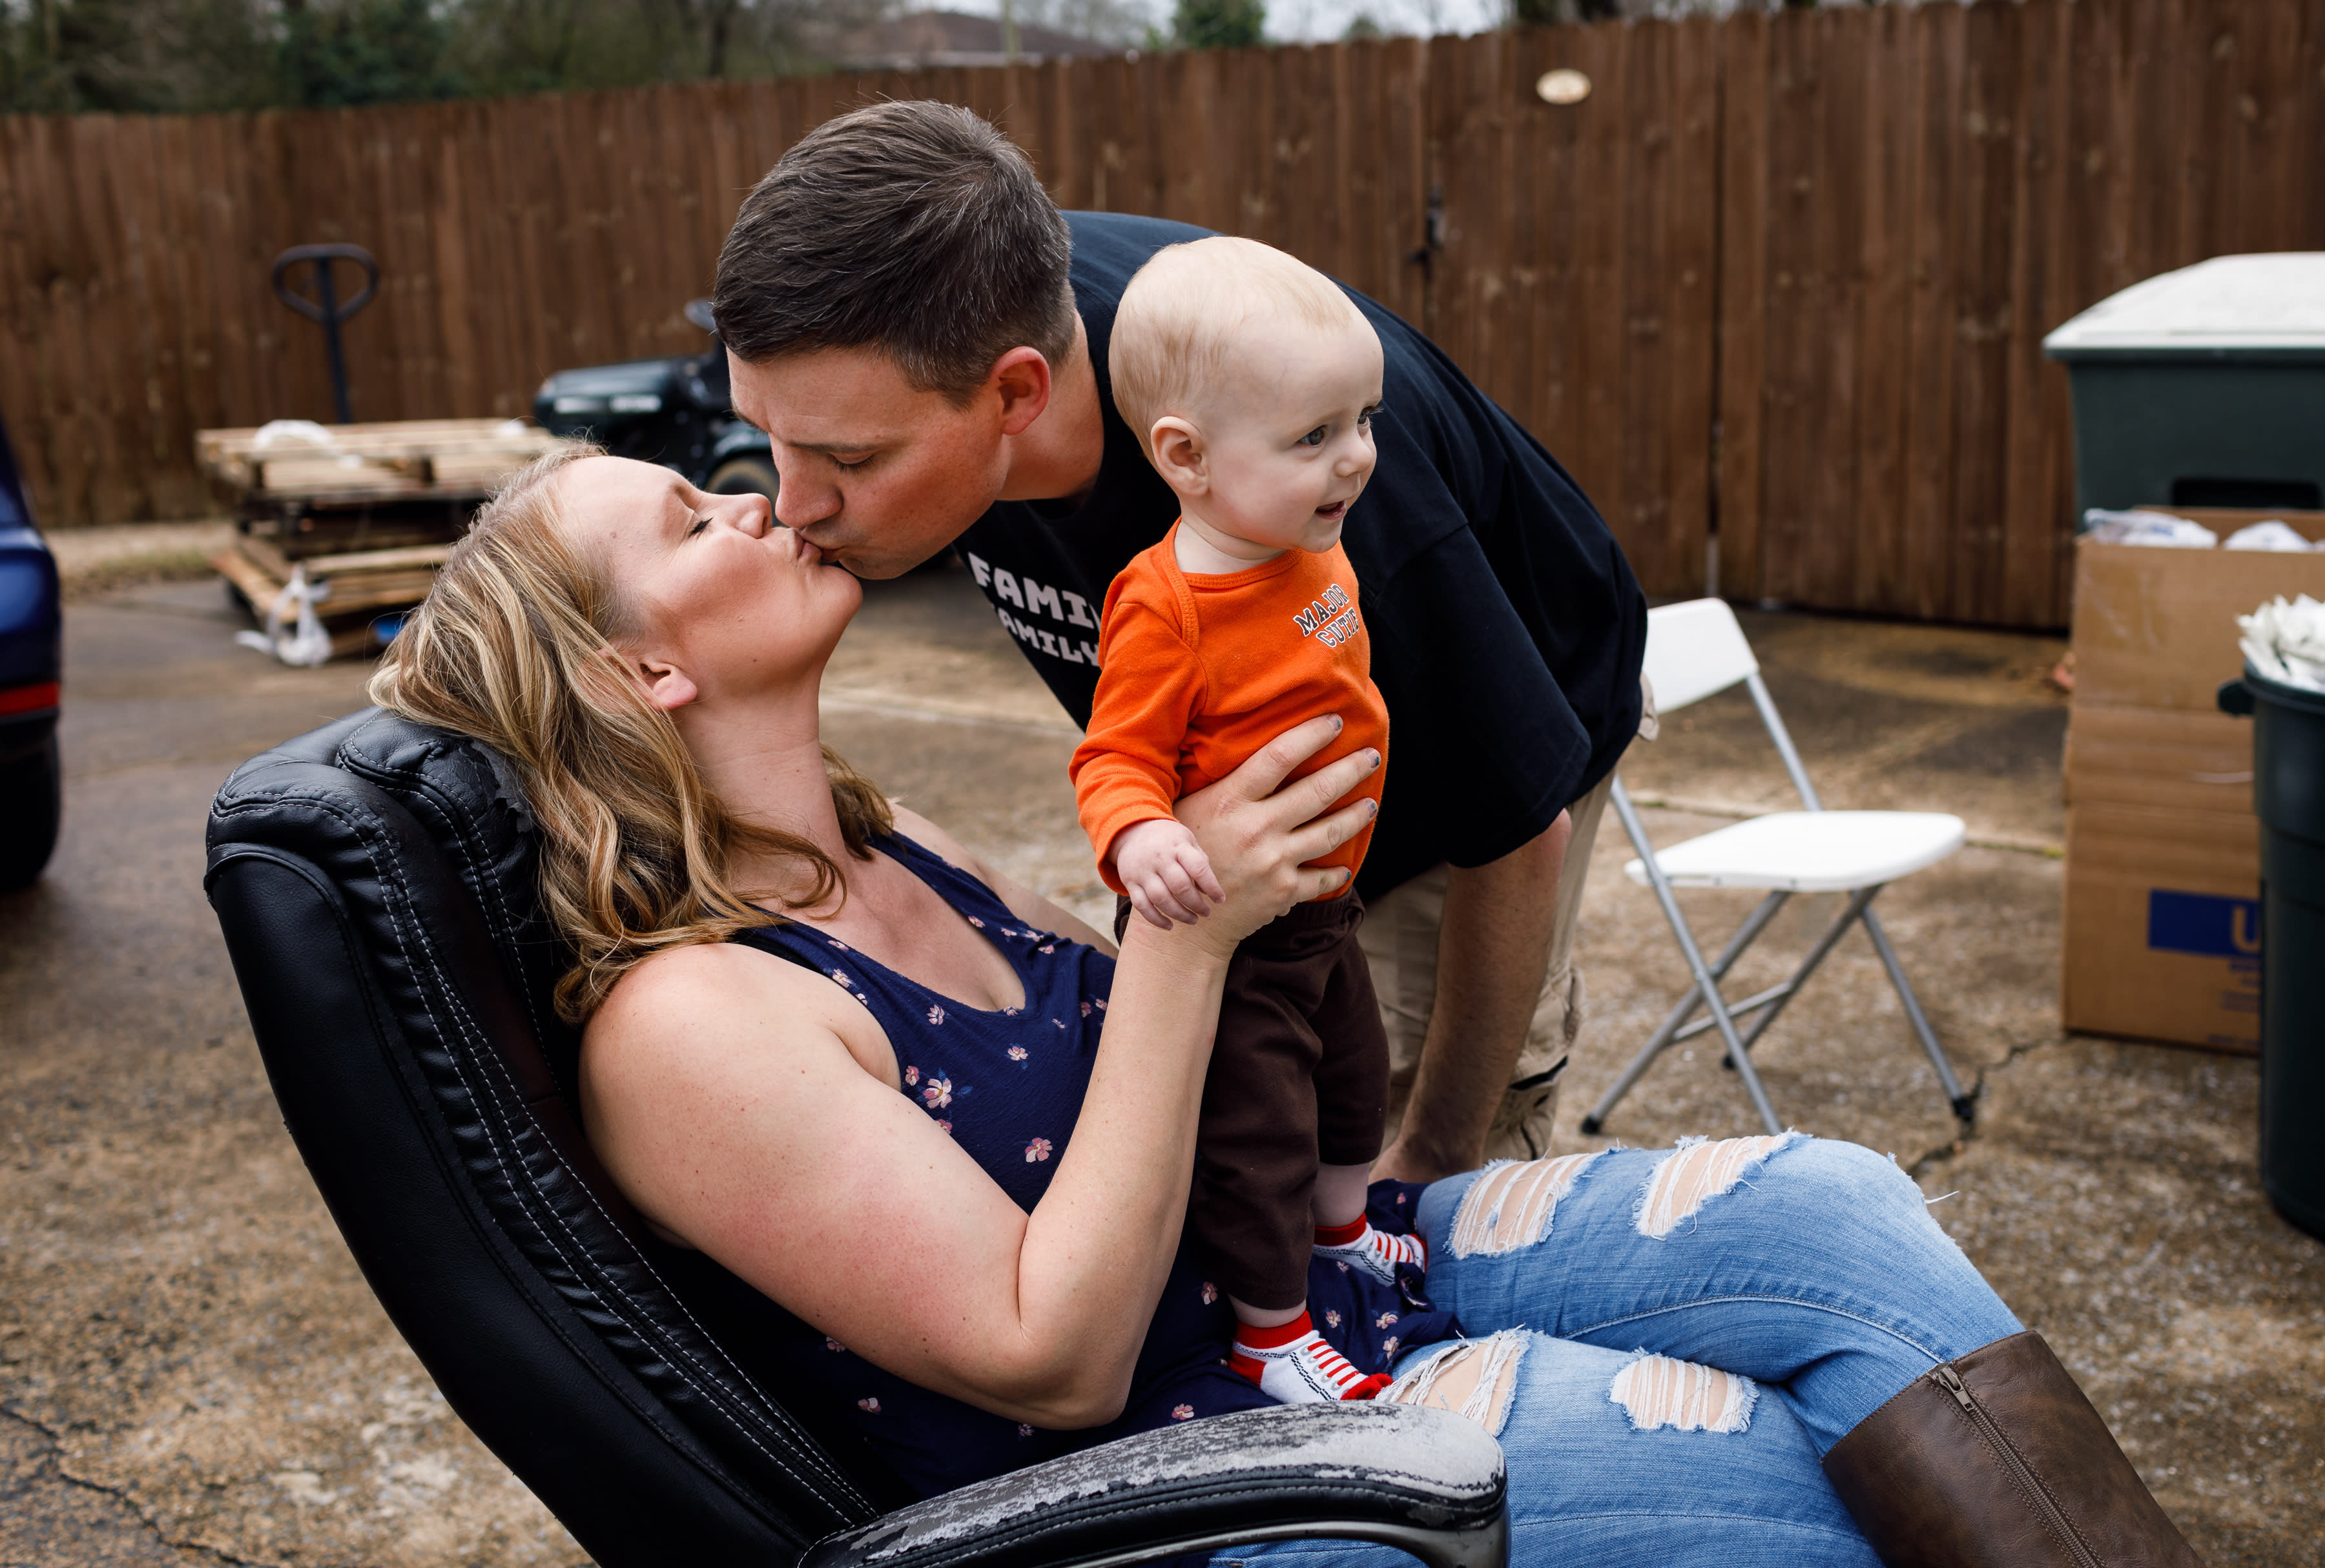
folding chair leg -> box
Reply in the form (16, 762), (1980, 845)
(1580, 891), (1787, 1135)
(1605, 781), (1785, 1137)
(1860, 907), (1977, 1124)
(1719, 884), (1880, 1068)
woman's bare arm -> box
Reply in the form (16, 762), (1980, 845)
(581, 719), (1380, 1429)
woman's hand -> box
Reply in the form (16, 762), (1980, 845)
(1168, 714), (1382, 954)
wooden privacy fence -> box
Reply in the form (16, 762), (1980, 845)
(5, 0), (2322, 625)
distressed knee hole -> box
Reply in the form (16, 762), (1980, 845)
(1633, 1131), (1803, 1238)
(1382, 1331), (1529, 1438)
(1607, 1353), (1757, 1434)
(1449, 1151), (1605, 1257)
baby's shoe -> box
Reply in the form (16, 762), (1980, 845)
(1230, 1311), (1391, 1404)
(1314, 1217), (1427, 1286)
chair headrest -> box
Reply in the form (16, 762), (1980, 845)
(224, 705), (581, 1091)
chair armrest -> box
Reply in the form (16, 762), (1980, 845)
(799, 1402), (1507, 1568)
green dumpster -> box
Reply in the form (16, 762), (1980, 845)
(2045, 254), (2325, 520)
(2218, 666), (2325, 1241)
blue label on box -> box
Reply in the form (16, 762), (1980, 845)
(2147, 890), (2262, 958)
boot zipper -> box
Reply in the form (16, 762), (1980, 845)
(1933, 1363), (2100, 1568)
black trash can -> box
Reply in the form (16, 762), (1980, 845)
(2219, 667), (2325, 1240)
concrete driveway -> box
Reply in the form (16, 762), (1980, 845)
(2, 556), (2317, 1565)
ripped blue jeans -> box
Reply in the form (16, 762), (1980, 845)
(1212, 1135), (2023, 1568)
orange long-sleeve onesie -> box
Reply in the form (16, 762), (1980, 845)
(1070, 521), (1390, 899)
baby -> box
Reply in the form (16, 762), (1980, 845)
(1068, 236), (1419, 1405)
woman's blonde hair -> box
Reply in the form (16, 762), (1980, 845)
(367, 444), (892, 1023)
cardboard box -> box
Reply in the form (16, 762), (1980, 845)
(2062, 706), (2256, 815)
(2062, 507), (2325, 1051)
(2063, 803), (2262, 1052)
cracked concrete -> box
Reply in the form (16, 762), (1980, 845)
(2, 562), (2317, 1564)
(0, 1407), (232, 1567)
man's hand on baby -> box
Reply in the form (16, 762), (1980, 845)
(1113, 820), (1230, 929)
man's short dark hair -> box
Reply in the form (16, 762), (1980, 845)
(714, 101), (1076, 403)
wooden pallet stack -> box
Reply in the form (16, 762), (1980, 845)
(200, 418), (570, 661)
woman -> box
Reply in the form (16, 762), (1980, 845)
(371, 448), (2198, 1568)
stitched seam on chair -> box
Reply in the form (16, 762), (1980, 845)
(212, 799), (786, 1481)
(413, 902), (865, 1511)
(413, 882), (852, 1511)
(444, 978), (869, 1508)
(1567, 1294), (1947, 1364)
(218, 790), (862, 1516)
(339, 728), (551, 1052)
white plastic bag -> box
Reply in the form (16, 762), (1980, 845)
(2238, 594), (2325, 693)
(2082, 508), (2217, 548)
(233, 564), (335, 667)
(2224, 520), (2316, 552)
(250, 419), (338, 452)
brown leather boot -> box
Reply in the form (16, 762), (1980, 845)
(1822, 1330), (2202, 1567)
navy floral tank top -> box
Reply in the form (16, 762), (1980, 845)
(733, 832), (1452, 1499)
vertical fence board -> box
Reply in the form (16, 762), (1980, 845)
(1851, 5), (1910, 615)
(1715, 9), (1770, 603)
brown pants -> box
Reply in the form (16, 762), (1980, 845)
(1115, 892), (1390, 1310)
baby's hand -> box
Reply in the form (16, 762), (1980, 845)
(1111, 819), (1228, 930)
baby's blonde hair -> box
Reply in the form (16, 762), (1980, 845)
(1111, 236), (1368, 464)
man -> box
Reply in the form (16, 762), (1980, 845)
(711, 101), (1648, 1186)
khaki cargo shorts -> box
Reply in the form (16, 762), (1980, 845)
(1359, 677), (1655, 1162)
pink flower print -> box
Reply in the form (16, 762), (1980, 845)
(1008, 1046), (1028, 1062)
(829, 939), (849, 950)
(904, 1066), (920, 1086)
(825, 1337), (847, 1353)
(922, 1075), (953, 1108)
(1024, 1137), (1053, 1162)
(1018, 1423), (1035, 1438)
(1323, 1309), (1341, 1329)
(936, 1119), (953, 1135)
(1381, 1336), (1400, 1357)
(1052, 1018), (1067, 1030)
(1093, 997), (1107, 1011)
(1038, 944), (1056, 954)
(1003, 1006), (1022, 1016)
(927, 1004), (946, 1026)
(1200, 1281), (1217, 1306)
(857, 1398), (881, 1414)
(1396, 1192), (1407, 1205)
(1374, 1312), (1399, 1329)
(1080, 1002), (1092, 1017)
(1171, 1404), (1195, 1421)
(1335, 1261), (1350, 1273)
(829, 968), (852, 987)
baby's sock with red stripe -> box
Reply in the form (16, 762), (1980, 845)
(1314, 1216), (1427, 1286)
(1229, 1310), (1391, 1405)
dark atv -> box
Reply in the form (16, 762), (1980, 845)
(531, 300), (777, 499)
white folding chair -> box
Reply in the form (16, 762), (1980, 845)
(1577, 600), (1976, 1138)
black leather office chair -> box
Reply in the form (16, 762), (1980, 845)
(205, 709), (1509, 1568)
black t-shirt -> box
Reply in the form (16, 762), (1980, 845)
(960, 211), (1648, 899)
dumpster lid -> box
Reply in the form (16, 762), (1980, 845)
(2043, 253), (2325, 361)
